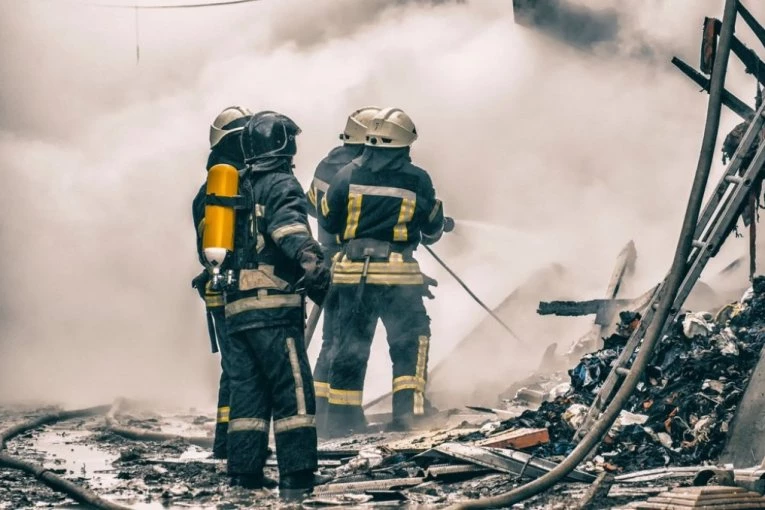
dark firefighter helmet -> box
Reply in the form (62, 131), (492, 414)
(241, 111), (302, 165)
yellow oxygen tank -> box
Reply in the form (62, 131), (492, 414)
(203, 164), (239, 268)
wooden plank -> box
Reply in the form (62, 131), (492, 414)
(475, 427), (550, 450)
(577, 472), (613, 510)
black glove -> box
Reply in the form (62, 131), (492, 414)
(191, 270), (209, 300)
(422, 274), (438, 299)
(443, 216), (456, 233)
(298, 248), (331, 306)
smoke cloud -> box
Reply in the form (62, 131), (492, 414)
(1, 0), (764, 409)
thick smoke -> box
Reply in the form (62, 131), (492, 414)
(1, 0), (764, 408)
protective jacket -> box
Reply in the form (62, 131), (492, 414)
(319, 147), (445, 286)
(224, 164), (327, 334)
(306, 144), (363, 248)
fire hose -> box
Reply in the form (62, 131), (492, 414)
(105, 398), (214, 448)
(0, 404), (130, 510)
(445, 1), (738, 507)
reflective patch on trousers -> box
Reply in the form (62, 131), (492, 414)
(414, 335), (429, 415)
(314, 381), (330, 399)
(228, 417), (268, 433)
(273, 415), (316, 434)
(328, 388), (363, 406)
(286, 337), (307, 415)
(217, 406), (230, 424)
(392, 375), (426, 393)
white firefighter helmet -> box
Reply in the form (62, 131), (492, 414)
(339, 106), (381, 144)
(209, 106), (254, 149)
(365, 107), (418, 148)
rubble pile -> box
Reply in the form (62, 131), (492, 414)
(493, 277), (765, 472)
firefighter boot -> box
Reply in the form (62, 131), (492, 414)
(279, 469), (314, 501)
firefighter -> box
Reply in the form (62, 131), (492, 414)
(318, 107), (449, 436)
(192, 106), (253, 459)
(223, 110), (329, 498)
(305, 106), (380, 433)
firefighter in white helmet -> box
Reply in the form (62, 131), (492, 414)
(191, 105), (253, 459)
(318, 107), (453, 436)
(305, 106), (380, 435)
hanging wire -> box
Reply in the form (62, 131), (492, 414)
(84, 0), (263, 8)
(134, 6), (140, 64)
(41, 0), (265, 63)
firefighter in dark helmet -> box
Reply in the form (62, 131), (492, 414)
(305, 106), (380, 433)
(192, 106), (253, 459)
(223, 111), (329, 498)
(318, 107), (450, 436)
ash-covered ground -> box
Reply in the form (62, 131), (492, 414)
(2, 281), (765, 509)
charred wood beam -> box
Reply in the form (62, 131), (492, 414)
(537, 299), (633, 317)
(671, 57), (754, 120)
(738, 2), (765, 51)
(576, 472), (614, 510)
(731, 34), (765, 86)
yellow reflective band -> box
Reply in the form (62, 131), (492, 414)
(392, 375), (426, 393)
(273, 415), (316, 434)
(343, 193), (363, 240)
(414, 335), (429, 416)
(416, 335), (429, 381)
(348, 184), (416, 201)
(414, 391), (424, 416)
(332, 273), (424, 285)
(320, 196), (330, 217)
(271, 223), (310, 242)
(333, 259), (421, 274)
(313, 177), (330, 193)
(228, 417), (268, 433)
(286, 337), (307, 415)
(393, 197), (416, 242)
(217, 406), (230, 424)
(205, 294), (225, 308)
(314, 381), (330, 399)
(428, 199), (443, 223)
(307, 188), (317, 207)
(328, 388), (363, 406)
(197, 219), (205, 238)
(225, 294), (302, 317)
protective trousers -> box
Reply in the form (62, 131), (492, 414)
(226, 324), (318, 477)
(312, 247), (341, 431)
(211, 308), (231, 459)
(324, 285), (431, 435)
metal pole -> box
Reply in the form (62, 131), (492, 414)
(305, 302), (323, 349)
(738, 1), (765, 49)
(423, 245), (524, 344)
(447, 1), (739, 508)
